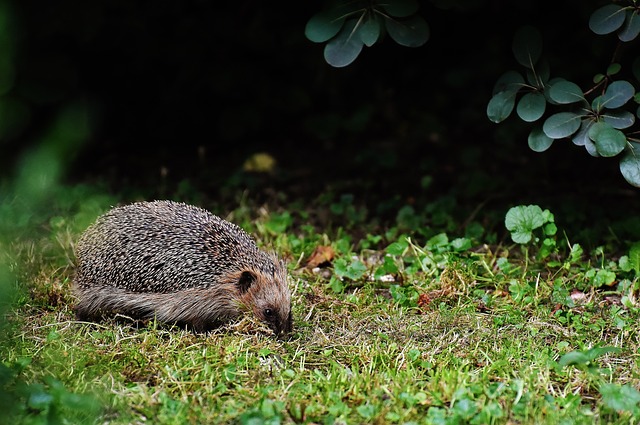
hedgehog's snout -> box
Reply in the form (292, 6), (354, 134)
(259, 304), (292, 337)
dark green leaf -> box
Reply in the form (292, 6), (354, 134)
(513, 26), (542, 68)
(359, 15), (381, 47)
(619, 10), (640, 42)
(572, 120), (593, 147)
(305, 10), (347, 43)
(542, 112), (581, 139)
(589, 121), (626, 157)
(600, 384), (640, 413)
(620, 142), (640, 187)
(589, 4), (626, 35)
(585, 346), (621, 361)
(592, 95), (605, 112)
(629, 241), (640, 273)
(526, 60), (550, 87)
(384, 15), (429, 47)
(607, 63), (622, 75)
(324, 19), (364, 68)
(487, 91), (517, 123)
(558, 351), (590, 367)
(528, 127), (553, 152)
(381, 0), (419, 18)
(492, 71), (524, 94)
(603, 109), (635, 129)
(549, 80), (584, 104)
(517, 92), (546, 122)
(602, 80), (635, 108)
(593, 73), (606, 84)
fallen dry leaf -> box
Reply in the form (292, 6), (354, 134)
(305, 245), (335, 268)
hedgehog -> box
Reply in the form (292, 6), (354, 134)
(72, 200), (292, 336)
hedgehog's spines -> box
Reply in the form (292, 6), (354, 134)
(73, 200), (292, 335)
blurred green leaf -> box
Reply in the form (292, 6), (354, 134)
(629, 242), (640, 274)
(559, 346), (620, 367)
(384, 15), (429, 47)
(607, 63), (622, 75)
(593, 269), (616, 287)
(589, 4), (626, 35)
(381, 0), (419, 18)
(600, 383), (640, 413)
(542, 112), (581, 139)
(324, 19), (364, 68)
(492, 71), (524, 94)
(512, 26), (542, 68)
(305, 10), (346, 43)
(359, 15), (381, 47)
(487, 91), (517, 123)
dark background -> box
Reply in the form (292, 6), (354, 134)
(2, 0), (639, 242)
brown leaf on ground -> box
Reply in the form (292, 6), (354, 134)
(305, 245), (335, 268)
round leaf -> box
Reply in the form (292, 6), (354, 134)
(619, 10), (640, 42)
(589, 4), (626, 35)
(324, 20), (364, 68)
(571, 120), (593, 146)
(588, 121), (626, 157)
(492, 71), (524, 94)
(517, 92), (546, 122)
(505, 205), (545, 244)
(528, 127), (553, 152)
(603, 109), (635, 129)
(384, 15), (429, 47)
(359, 15), (381, 47)
(549, 80), (585, 104)
(381, 0), (419, 18)
(512, 26), (542, 68)
(487, 91), (517, 123)
(607, 63), (622, 75)
(584, 136), (600, 157)
(306, 10), (346, 43)
(542, 112), (581, 139)
(602, 80), (635, 108)
(620, 142), (640, 187)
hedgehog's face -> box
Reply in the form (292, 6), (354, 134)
(237, 264), (292, 337)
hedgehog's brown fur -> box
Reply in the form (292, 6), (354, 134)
(73, 200), (292, 335)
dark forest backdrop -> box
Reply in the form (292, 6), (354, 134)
(2, 0), (639, 242)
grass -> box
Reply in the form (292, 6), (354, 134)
(2, 189), (640, 424)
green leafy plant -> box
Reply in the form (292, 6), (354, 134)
(505, 205), (557, 258)
(305, 0), (429, 67)
(600, 383), (640, 416)
(487, 2), (640, 187)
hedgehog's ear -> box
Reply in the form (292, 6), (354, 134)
(237, 271), (256, 293)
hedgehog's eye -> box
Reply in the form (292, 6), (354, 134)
(264, 308), (274, 318)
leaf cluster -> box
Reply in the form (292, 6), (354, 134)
(305, 0), (429, 67)
(487, 3), (640, 187)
